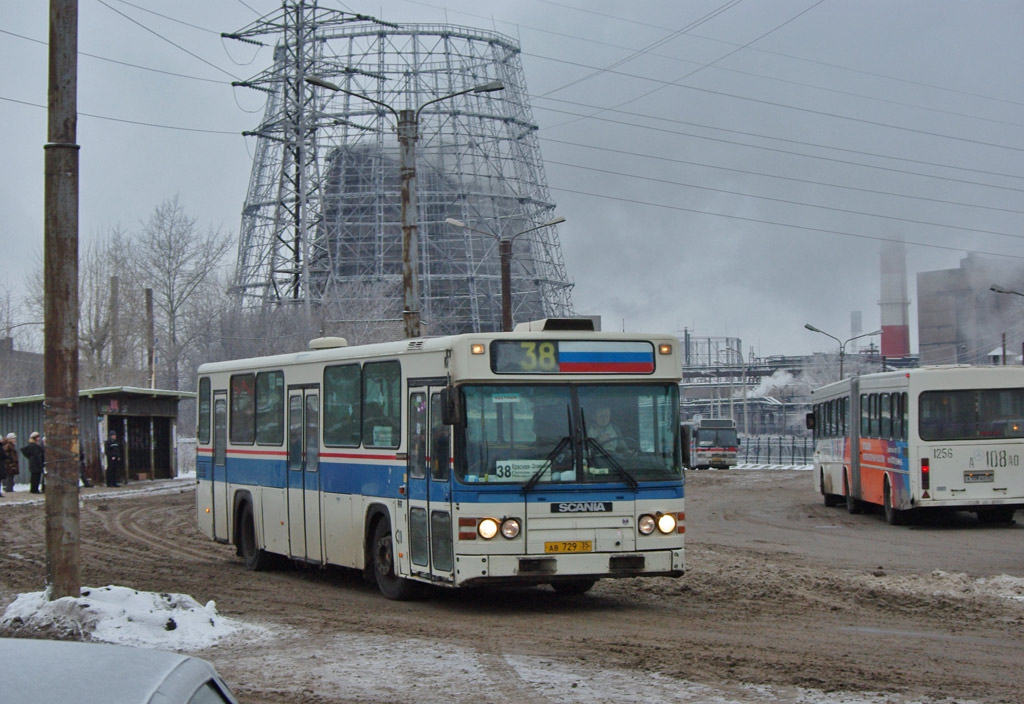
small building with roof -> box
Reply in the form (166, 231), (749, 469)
(0, 387), (194, 486)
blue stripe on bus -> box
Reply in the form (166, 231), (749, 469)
(203, 457), (682, 502)
(558, 351), (653, 364)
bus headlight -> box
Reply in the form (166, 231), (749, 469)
(501, 518), (521, 539)
(638, 514), (656, 535)
(478, 518), (500, 540)
(657, 512), (677, 534)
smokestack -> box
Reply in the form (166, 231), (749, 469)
(879, 242), (910, 357)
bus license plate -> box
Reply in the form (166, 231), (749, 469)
(544, 540), (593, 554)
(964, 471), (994, 483)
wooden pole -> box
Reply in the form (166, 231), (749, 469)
(43, 0), (81, 599)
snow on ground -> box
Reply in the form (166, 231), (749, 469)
(0, 585), (265, 650)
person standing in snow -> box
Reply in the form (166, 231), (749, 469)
(2, 433), (17, 494)
(104, 431), (123, 487)
(20, 431), (45, 494)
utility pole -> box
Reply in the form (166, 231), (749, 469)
(146, 288), (155, 388)
(44, 0), (81, 600)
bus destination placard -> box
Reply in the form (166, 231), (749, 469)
(491, 340), (655, 374)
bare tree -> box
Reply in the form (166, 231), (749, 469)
(130, 197), (233, 390)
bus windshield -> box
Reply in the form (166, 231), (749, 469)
(459, 383), (680, 485)
(919, 387), (1024, 441)
(695, 428), (739, 447)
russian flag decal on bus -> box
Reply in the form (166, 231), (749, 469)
(557, 341), (655, 373)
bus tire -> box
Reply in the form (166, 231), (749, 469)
(551, 578), (597, 596)
(372, 518), (418, 600)
(844, 474), (863, 515)
(883, 480), (903, 526)
(976, 506), (1016, 524)
(239, 503), (271, 571)
(822, 470), (842, 507)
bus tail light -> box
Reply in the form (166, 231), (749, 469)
(921, 458), (930, 494)
(677, 512), (685, 533)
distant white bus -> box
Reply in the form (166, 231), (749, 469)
(680, 418), (739, 469)
(808, 366), (1024, 525)
(195, 320), (685, 598)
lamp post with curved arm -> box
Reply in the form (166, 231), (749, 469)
(804, 324), (882, 380)
(305, 76), (504, 338)
(445, 216), (566, 331)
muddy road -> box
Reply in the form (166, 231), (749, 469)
(2, 470), (1022, 703)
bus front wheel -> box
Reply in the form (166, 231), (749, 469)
(372, 519), (419, 600)
(844, 474), (863, 515)
(551, 578), (597, 596)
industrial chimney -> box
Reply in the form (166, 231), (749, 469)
(879, 242), (911, 357)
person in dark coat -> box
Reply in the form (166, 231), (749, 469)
(20, 431), (45, 494)
(2, 433), (18, 494)
(104, 431), (123, 487)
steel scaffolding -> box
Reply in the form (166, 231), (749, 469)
(229, 2), (574, 335)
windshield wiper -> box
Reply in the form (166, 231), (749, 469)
(524, 404), (574, 491)
(524, 435), (571, 491)
(585, 437), (638, 489)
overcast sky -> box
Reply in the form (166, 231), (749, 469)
(3, 0), (1023, 358)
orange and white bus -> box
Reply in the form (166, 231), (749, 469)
(808, 366), (1024, 525)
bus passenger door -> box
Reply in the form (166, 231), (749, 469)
(406, 386), (454, 583)
(212, 393), (228, 541)
(287, 387), (322, 564)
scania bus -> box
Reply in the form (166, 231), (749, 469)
(680, 418), (739, 469)
(195, 319), (685, 598)
(808, 366), (1024, 525)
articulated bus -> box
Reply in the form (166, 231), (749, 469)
(195, 319), (685, 598)
(680, 418), (739, 469)
(808, 366), (1024, 525)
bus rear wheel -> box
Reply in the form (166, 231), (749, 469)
(976, 506), (1016, 524)
(239, 503), (271, 571)
(372, 519), (419, 600)
(883, 481), (903, 526)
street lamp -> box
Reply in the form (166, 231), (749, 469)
(445, 216), (566, 331)
(304, 75), (505, 338)
(804, 324), (882, 380)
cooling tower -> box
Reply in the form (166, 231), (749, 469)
(229, 5), (574, 335)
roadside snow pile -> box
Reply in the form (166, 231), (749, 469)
(864, 571), (1024, 606)
(0, 585), (267, 650)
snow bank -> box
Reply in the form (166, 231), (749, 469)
(0, 585), (266, 650)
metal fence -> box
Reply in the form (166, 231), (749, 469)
(739, 435), (812, 465)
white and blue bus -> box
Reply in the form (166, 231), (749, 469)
(808, 366), (1024, 525)
(195, 319), (685, 598)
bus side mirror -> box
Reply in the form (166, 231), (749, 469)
(441, 387), (462, 426)
(805, 413), (815, 430)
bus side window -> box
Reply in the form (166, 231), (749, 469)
(256, 370), (284, 445)
(198, 377), (211, 445)
(880, 393), (892, 439)
(860, 392), (868, 437)
(324, 364), (361, 447)
(430, 392), (450, 481)
(363, 361), (401, 449)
